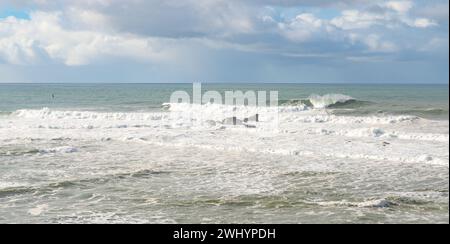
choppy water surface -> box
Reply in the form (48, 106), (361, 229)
(0, 84), (448, 223)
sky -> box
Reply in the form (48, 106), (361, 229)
(0, 0), (448, 83)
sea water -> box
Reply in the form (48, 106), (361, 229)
(0, 83), (448, 223)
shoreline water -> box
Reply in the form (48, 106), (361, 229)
(0, 84), (448, 224)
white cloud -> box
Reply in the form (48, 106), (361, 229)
(279, 13), (325, 42)
(0, 12), (175, 66)
(328, 1), (440, 31)
(0, 0), (447, 83)
(385, 1), (413, 14)
(330, 10), (385, 30)
(360, 34), (398, 52)
(65, 7), (111, 31)
(0, 0), (446, 67)
(347, 33), (398, 53)
(0, 17), (41, 65)
(416, 3), (449, 22)
(412, 18), (438, 28)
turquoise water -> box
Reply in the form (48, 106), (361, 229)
(0, 83), (448, 119)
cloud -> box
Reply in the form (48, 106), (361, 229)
(0, 0), (443, 66)
(0, 0), (378, 9)
(0, 11), (176, 66)
(330, 10), (386, 30)
(0, 0), (448, 83)
(412, 18), (438, 28)
(1, 0), (258, 38)
(349, 33), (398, 53)
(415, 2), (449, 23)
(278, 13), (326, 42)
(385, 1), (413, 13)
(329, 1), (438, 30)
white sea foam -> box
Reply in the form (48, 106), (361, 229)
(1, 86), (449, 224)
(1, 106), (448, 168)
(290, 114), (419, 124)
(10, 105), (420, 127)
(313, 127), (449, 142)
(0, 181), (26, 189)
(28, 204), (49, 216)
(39, 146), (78, 154)
(313, 199), (395, 208)
(163, 102), (280, 123)
(13, 107), (168, 121)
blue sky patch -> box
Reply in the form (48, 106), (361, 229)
(0, 8), (30, 20)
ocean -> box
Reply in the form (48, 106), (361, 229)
(0, 83), (448, 224)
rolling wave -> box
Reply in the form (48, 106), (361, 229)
(280, 93), (372, 109)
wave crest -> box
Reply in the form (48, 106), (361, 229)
(280, 94), (369, 109)
(308, 94), (356, 109)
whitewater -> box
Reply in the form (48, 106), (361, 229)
(0, 84), (448, 224)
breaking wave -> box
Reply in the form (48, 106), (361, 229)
(12, 107), (168, 121)
(7, 105), (424, 128)
(309, 94), (356, 109)
(280, 93), (371, 109)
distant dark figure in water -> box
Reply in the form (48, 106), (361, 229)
(52, 94), (55, 99)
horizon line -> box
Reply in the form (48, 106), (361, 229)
(0, 81), (449, 85)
